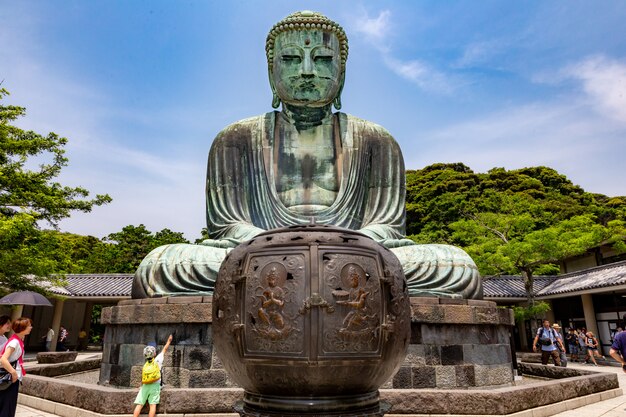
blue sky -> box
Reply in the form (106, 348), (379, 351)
(1, 1), (625, 240)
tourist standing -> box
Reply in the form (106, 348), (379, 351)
(551, 324), (567, 366)
(78, 328), (88, 351)
(609, 329), (626, 373)
(0, 317), (33, 417)
(584, 331), (604, 365)
(57, 326), (68, 351)
(44, 327), (54, 351)
(533, 320), (564, 366)
(565, 328), (579, 362)
(0, 316), (11, 352)
(578, 328), (588, 363)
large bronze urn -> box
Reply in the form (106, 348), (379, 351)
(213, 225), (410, 416)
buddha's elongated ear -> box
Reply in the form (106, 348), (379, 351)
(268, 68), (281, 109)
(333, 70), (346, 110)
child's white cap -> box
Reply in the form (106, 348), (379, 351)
(143, 345), (156, 359)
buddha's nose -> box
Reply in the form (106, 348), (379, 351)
(301, 54), (315, 77)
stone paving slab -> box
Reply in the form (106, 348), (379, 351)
(15, 361), (626, 417)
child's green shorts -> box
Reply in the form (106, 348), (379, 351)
(134, 382), (161, 405)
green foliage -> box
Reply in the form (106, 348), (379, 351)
(0, 88), (111, 293)
(406, 163), (626, 302)
(82, 224), (189, 273)
(512, 301), (551, 322)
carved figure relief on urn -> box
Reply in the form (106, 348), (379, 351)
(131, 10), (483, 300)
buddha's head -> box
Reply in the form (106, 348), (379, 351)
(266, 11), (348, 110)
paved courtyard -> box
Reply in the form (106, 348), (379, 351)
(13, 362), (626, 417)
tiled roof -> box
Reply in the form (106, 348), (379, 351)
(483, 275), (556, 298)
(483, 260), (626, 299)
(537, 261), (626, 296)
(47, 274), (134, 297)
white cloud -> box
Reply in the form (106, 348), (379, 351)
(456, 40), (507, 69)
(350, 10), (457, 95)
(384, 56), (455, 94)
(563, 56), (626, 124)
(352, 9), (391, 47)
(403, 98), (626, 196)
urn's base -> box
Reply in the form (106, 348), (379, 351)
(234, 391), (391, 416)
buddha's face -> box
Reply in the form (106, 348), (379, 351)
(271, 29), (342, 107)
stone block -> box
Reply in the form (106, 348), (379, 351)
(423, 344), (440, 365)
(391, 366), (412, 388)
(202, 295), (214, 303)
(442, 305), (474, 323)
(129, 365), (143, 388)
(498, 307), (515, 326)
(36, 351), (78, 364)
(409, 296), (439, 305)
(167, 295), (204, 304)
(420, 323), (477, 345)
(411, 366), (436, 388)
(409, 322), (422, 344)
(108, 343), (120, 365)
(118, 299), (140, 306)
(182, 302), (212, 322)
(455, 364), (475, 386)
(189, 369), (229, 388)
(474, 364), (513, 387)
(98, 363), (111, 385)
(165, 347), (184, 368)
(463, 344), (510, 365)
(411, 304), (445, 323)
(119, 344), (144, 367)
(403, 344), (426, 366)
(107, 364), (131, 386)
(438, 297), (467, 305)
(100, 307), (112, 324)
(435, 365), (457, 388)
(468, 299), (496, 307)
(477, 325), (497, 344)
(183, 345), (212, 370)
(140, 297), (168, 304)
(440, 345), (464, 365)
(163, 366), (190, 387)
(474, 306), (499, 324)
(154, 303), (186, 323)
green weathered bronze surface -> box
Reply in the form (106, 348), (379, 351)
(132, 11), (482, 300)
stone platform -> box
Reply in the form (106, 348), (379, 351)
(100, 296), (515, 389)
(17, 366), (620, 415)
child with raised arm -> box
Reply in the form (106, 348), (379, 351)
(133, 334), (173, 417)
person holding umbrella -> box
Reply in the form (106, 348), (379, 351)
(0, 317), (33, 417)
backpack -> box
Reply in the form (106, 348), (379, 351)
(142, 358), (161, 384)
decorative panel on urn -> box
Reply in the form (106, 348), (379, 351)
(318, 249), (384, 358)
(242, 250), (309, 358)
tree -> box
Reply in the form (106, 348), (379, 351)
(406, 163), (626, 305)
(0, 88), (111, 293)
(82, 224), (189, 273)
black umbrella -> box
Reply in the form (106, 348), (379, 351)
(0, 291), (53, 307)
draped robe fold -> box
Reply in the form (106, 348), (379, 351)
(132, 112), (482, 299)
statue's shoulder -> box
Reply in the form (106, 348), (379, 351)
(340, 113), (398, 145)
(212, 113), (273, 146)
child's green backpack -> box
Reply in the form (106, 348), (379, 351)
(142, 358), (161, 384)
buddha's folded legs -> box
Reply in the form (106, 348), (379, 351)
(132, 242), (482, 299)
(390, 244), (482, 299)
(131, 243), (229, 298)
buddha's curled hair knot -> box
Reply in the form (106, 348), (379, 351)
(266, 11), (349, 70)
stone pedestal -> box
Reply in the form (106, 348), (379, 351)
(100, 297), (514, 389)
(99, 296), (227, 388)
(389, 297), (515, 389)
